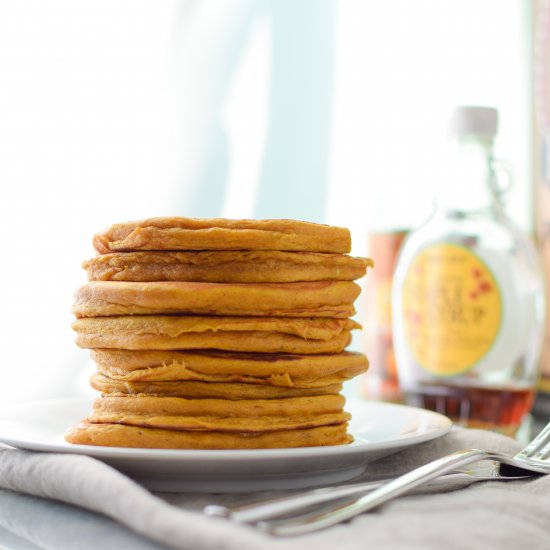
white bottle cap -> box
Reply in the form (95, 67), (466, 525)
(449, 106), (498, 138)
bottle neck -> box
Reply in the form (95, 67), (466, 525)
(437, 135), (503, 216)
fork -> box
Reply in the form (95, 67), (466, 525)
(203, 459), (528, 524)
(253, 422), (550, 536)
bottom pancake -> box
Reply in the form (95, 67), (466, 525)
(64, 420), (352, 449)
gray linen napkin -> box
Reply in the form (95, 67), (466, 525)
(0, 427), (549, 550)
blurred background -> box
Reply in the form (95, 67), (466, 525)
(0, 0), (537, 404)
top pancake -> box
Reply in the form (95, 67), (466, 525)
(92, 217), (351, 254)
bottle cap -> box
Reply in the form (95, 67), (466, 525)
(449, 106), (498, 138)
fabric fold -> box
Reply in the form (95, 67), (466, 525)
(1, 427), (549, 550)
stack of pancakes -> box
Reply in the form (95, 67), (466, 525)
(65, 217), (372, 449)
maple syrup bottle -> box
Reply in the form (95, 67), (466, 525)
(392, 106), (545, 435)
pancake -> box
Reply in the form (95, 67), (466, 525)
(72, 280), (360, 318)
(73, 316), (356, 353)
(79, 329), (352, 354)
(83, 251), (372, 283)
(86, 394), (349, 432)
(90, 373), (344, 399)
(88, 411), (349, 432)
(91, 349), (369, 388)
(92, 217), (351, 255)
(93, 393), (346, 416)
(64, 420), (352, 448)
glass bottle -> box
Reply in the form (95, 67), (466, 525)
(392, 106), (545, 435)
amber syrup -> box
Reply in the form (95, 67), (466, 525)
(406, 383), (535, 436)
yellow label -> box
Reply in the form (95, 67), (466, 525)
(402, 243), (502, 376)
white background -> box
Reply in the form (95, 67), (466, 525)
(0, 0), (531, 403)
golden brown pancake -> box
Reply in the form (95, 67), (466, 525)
(91, 349), (369, 388)
(72, 280), (360, 318)
(92, 217), (351, 255)
(64, 420), (352, 448)
(89, 411), (349, 432)
(90, 373), (344, 399)
(86, 394), (349, 432)
(73, 316), (357, 353)
(83, 250), (372, 283)
(79, 329), (352, 354)
(94, 393), (345, 415)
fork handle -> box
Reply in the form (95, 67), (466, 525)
(260, 448), (489, 536)
(204, 472), (475, 523)
(204, 479), (388, 522)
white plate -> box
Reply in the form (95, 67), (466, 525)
(0, 398), (451, 492)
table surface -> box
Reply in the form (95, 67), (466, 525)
(0, 489), (167, 550)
